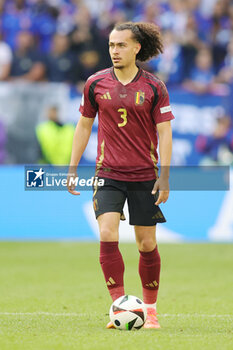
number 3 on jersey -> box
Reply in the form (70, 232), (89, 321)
(118, 108), (127, 127)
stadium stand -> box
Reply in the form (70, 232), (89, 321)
(0, 0), (232, 165)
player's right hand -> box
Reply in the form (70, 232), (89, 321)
(67, 170), (80, 195)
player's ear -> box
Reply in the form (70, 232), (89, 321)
(134, 43), (141, 55)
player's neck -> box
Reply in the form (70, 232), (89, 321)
(113, 64), (139, 85)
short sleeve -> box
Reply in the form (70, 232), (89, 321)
(152, 82), (175, 124)
(79, 79), (98, 118)
(0, 42), (12, 64)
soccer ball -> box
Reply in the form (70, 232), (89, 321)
(109, 295), (147, 330)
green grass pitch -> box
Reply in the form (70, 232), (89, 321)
(0, 242), (232, 350)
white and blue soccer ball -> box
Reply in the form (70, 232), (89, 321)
(109, 295), (147, 330)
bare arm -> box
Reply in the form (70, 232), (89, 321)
(152, 121), (172, 205)
(22, 62), (46, 81)
(10, 63), (46, 82)
(0, 63), (11, 80)
(68, 116), (95, 195)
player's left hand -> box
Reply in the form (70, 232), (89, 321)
(152, 177), (169, 205)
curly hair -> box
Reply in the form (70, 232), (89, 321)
(113, 22), (163, 62)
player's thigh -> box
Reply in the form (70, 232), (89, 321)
(93, 178), (126, 219)
(134, 225), (157, 252)
(97, 212), (121, 241)
(93, 178), (127, 241)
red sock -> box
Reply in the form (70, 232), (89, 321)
(99, 241), (125, 301)
(139, 246), (161, 304)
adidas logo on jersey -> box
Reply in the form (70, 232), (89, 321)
(146, 280), (158, 288)
(106, 277), (116, 286)
(100, 92), (112, 100)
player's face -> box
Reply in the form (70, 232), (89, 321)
(109, 29), (141, 69)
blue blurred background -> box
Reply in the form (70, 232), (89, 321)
(0, 0), (233, 242)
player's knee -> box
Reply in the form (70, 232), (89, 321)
(138, 238), (156, 252)
(99, 228), (118, 241)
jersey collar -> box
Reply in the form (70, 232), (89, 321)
(110, 66), (142, 84)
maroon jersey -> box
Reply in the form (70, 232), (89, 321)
(79, 67), (174, 181)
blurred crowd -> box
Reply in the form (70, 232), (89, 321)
(0, 0), (233, 93)
(1, 0), (233, 166)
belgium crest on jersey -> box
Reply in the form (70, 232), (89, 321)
(135, 91), (145, 105)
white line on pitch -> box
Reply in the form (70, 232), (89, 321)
(0, 312), (84, 317)
(0, 312), (232, 318)
(161, 314), (233, 318)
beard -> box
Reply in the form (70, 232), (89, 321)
(112, 61), (124, 69)
(114, 65), (124, 69)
